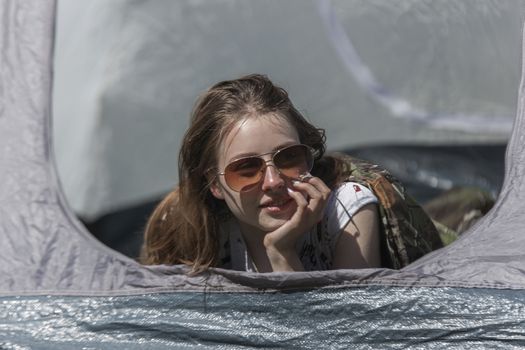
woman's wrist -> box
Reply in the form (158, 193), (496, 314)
(262, 231), (298, 252)
(264, 245), (304, 272)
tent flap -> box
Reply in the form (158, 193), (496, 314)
(2, 0), (525, 347)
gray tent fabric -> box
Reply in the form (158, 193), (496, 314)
(53, 0), (520, 221)
(2, 0), (525, 347)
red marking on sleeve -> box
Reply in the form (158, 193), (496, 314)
(353, 184), (361, 192)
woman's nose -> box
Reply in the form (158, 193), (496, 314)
(261, 163), (285, 191)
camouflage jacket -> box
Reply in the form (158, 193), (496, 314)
(334, 153), (443, 269)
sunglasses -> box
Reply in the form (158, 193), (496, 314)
(218, 144), (315, 192)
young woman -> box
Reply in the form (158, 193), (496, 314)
(140, 74), (382, 273)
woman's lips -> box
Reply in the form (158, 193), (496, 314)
(260, 198), (294, 213)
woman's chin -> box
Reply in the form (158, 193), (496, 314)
(258, 215), (293, 232)
(250, 202), (297, 232)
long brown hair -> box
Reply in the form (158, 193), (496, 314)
(140, 74), (339, 272)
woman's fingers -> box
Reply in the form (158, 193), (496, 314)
(286, 177), (330, 222)
(287, 186), (308, 215)
(292, 177), (330, 204)
(308, 176), (331, 195)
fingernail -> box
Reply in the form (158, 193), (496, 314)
(287, 187), (294, 194)
(292, 180), (301, 185)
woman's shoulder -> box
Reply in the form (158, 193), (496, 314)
(328, 181), (378, 213)
(322, 181), (378, 235)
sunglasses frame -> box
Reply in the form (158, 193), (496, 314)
(217, 144), (316, 192)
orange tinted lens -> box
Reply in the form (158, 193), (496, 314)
(224, 157), (264, 191)
(274, 145), (313, 179)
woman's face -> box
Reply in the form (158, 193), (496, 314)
(211, 114), (300, 236)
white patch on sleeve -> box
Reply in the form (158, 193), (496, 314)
(324, 182), (378, 248)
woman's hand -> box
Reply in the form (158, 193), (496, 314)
(263, 175), (331, 271)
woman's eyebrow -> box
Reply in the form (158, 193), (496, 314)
(271, 141), (298, 152)
(228, 151), (259, 161)
(227, 142), (299, 162)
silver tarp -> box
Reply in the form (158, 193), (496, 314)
(1, 0), (525, 348)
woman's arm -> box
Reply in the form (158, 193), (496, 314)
(332, 203), (381, 269)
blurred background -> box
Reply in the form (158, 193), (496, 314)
(52, 0), (524, 258)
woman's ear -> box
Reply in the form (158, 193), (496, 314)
(210, 180), (225, 200)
